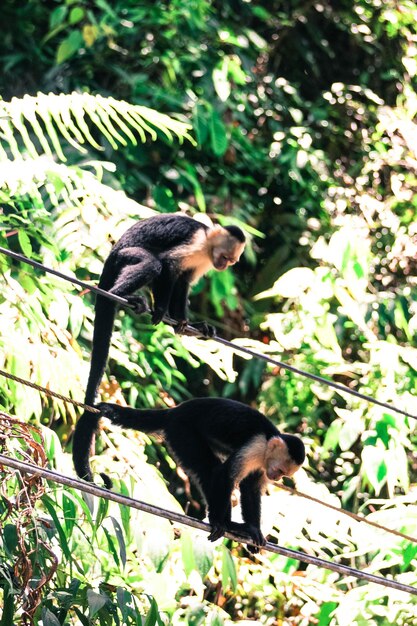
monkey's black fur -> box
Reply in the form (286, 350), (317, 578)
(90, 398), (305, 551)
(73, 214), (245, 485)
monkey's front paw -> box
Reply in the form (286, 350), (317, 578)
(189, 321), (217, 338)
(151, 308), (166, 325)
(245, 525), (266, 549)
(208, 523), (227, 542)
(174, 320), (190, 335)
(125, 295), (150, 315)
(227, 522), (266, 553)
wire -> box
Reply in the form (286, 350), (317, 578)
(0, 369), (413, 550)
(0, 368), (99, 413)
(277, 483), (417, 544)
(0, 245), (415, 420)
(0, 453), (416, 597)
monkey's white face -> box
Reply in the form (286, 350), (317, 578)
(211, 235), (245, 271)
(265, 437), (302, 481)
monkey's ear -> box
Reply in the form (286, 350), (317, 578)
(267, 436), (286, 453)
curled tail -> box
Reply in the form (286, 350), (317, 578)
(97, 402), (169, 433)
(72, 408), (104, 484)
(73, 284), (117, 486)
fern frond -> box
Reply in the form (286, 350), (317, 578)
(0, 157), (156, 219)
(0, 92), (194, 161)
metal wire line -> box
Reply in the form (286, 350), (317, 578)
(0, 368), (99, 413)
(0, 453), (416, 596)
(276, 483), (417, 545)
(0, 244), (415, 420)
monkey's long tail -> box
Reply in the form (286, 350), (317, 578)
(73, 292), (117, 486)
(97, 402), (169, 433)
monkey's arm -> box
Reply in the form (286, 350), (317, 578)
(236, 471), (266, 553)
(167, 276), (216, 338)
(167, 275), (190, 323)
(206, 454), (243, 542)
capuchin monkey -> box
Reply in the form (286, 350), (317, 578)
(73, 214), (245, 484)
(91, 398), (306, 552)
(83, 214), (245, 408)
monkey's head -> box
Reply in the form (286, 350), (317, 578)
(264, 434), (305, 481)
(207, 225), (246, 271)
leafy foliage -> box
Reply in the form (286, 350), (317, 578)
(0, 0), (417, 624)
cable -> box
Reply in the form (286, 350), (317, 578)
(277, 483), (417, 544)
(1, 453), (416, 597)
(0, 369), (99, 413)
(0, 245), (415, 420)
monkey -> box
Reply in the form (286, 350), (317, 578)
(83, 213), (245, 408)
(72, 214), (245, 484)
(91, 398), (306, 552)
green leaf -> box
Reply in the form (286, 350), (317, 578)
(324, 423), (344, 452)
(361, 446), (387, 495)
(3, 524), (18, 556)
(42, 496), (72, 559)
(17, 230), (32, 257)
(49, 6), (68, 29)
(193, 104), (209, 146)
(213, 59), (231, 102)
(181, 531), (196, 576)
(144, 596), (163, 626)
(0, 584), (14, 626)
(110, 516), (127, 567)
(56, 30), (84, 64)
(210, 109), (228, 156)
(153, 186), (177, 212)
(339, 414), (363, 451)
(95, 496), (110, 531)
(41, 608), (61, 626)
(69, 7), (85, 24)
(63, 494), (76, 536)
(221, 546), (237, 592)
(87, 589), (108, 618)
(103, 527), (120, 566)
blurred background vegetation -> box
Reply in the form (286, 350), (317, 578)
(1, 0), (417, 624)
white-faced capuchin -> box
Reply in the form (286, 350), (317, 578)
(73, 214), (245, 483)
(85, 398), (306, 552)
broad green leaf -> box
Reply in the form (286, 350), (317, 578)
(361, 446), (387, 495)
(63, 494), (77, 536)
(49, 6), (68, 29)
(69, 7), (85, 24)
(87, 589), (108, 618)
(210, 109), (228, 156)
(221, 545), (237, 592)
(339, 413), (363, 451)
(95, 496), (110, 530)
(3, 524), (18, 556)
(103, 527), (120, 567)
(18, 230), (32, 257)
(0, 585), (14, 626)
(57, 30), (84, 64)
(41, 608), (61, 626)
(255, 267), (315, 300)
(110, 516), (127, 566)
(323, 420), (343, 451)
(193, 536), (214, 579)
(213, 59), (231, 102)
(42, 496), (72, 560)
(193, 104), (209, 146)
(181, 531), (196, 576)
